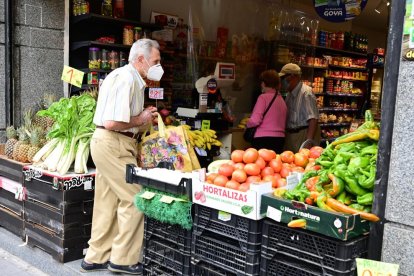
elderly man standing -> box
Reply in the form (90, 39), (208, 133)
(279, 63), (320, 152)
(81, 39), (163, 275)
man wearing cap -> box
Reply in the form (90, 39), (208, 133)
(279, 63), (320, 152)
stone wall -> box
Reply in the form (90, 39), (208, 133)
(0, 0), (65, 142)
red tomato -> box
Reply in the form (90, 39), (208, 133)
(276, 178), (287, 188)
(309, 146), (324, 159)
(225, 180), (240, 190)
(294, 153), (309, 168)
(280, 151), (295, 163)
(246, 175), (261, 184)
(261, 167), (275, 178)
(243, 148), (259, 164)
(258, 149), (274, 162)
(238, 183), (250, 192)
(233, 162), (245, 170)
(268, 156), (283, 173)
(214, 175), (228, 187)
(244, 163), (261, 176)
(218, 164), (234, 177)
(273, 173), (281, 180)
(227, 160), (235, 166)
(232, 169), (247, 183)
(291, 166), (305, 173)
(231, 150), (245, 163)
(262, 175), (277, 188)
(207, 173), (218, 183)
(280, 166), (291, 178)
(255, 157), (266, 170)
(299, 148), (310, 158)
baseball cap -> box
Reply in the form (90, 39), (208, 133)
(279, 63), (301, 77)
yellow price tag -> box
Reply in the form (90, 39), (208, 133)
(201, 120), (211, 130)
(61, 65), (84, 88)
(356, 258), (399, 276)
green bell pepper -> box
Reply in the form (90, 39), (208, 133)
(359, 166), (376, 190)
(334, 170), (369, 196)
(360, 144), (378, 156)
(349, 203), (365, 211)
(348, 156), (370, 174)
(357, 192), (373, 206)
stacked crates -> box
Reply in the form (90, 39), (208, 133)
(143, 216), (192, 275)
(260, 219), (369, 276)
(191, 204), (262, 275)
(22, 166), (95, 262)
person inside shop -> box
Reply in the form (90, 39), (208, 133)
(279, 63), (320, 152)
(81, 38), (163, 275)
(246, 69), (287, 153)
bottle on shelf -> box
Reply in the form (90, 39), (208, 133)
(101, 49), (111, 70)
(101, 0), (112, 17)
(88, 47), (101, 69)
(113, 0), (125, 18)
(123, 25), (134, 45)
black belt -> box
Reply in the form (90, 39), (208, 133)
(286, 126), (308, 133)
(96, 125), (139, 139)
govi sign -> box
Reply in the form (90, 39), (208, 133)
(314, 0), (368, 23)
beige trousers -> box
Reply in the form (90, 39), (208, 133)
(85, 128), (144, 265)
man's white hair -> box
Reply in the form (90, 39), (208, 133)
(128, 38), (160, 63)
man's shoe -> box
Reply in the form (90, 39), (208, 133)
(80, 259), (109, 272)
(108, 262), (143, 275)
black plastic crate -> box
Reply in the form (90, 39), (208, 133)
(0, 156), (26, 183)
(126, 164), (192, 198)
(260, 251), (358, 276)
(193, 204), (262, 253)
(144, 237), (191, 276)
(192, 231), (260, 276)
(145, 260), (184, 276)
(0, 205), (24, 239)
(192, 261), (237, 276)
(145, 216), (191, 253)
(0, 187), (24, 215)
(261, 219), (368, 273)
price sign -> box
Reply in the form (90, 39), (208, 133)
(61, 65), (84, 88)
(201, 120), (211, 130)
(149, 88), (164, 99)
(356, 258), (399, 276)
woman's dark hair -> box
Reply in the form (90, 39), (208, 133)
(260, 69), (280, 90)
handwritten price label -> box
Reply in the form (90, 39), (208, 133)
(61, 66), (84, 88)
(201, 120), (210, 130)
(356, 258), (399, 276)
(149, 88), (164, 99)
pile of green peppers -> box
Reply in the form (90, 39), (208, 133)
(284, 110), (379, 213)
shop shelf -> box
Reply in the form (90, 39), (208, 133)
(319, 122), (352, 128)
(71, 13), (162, 30)
(300, 64), (328, 69)
(193, 204), (262, 253)
(261, 220), (368, 273)
(126, 164), (192, 198)
(325, 92), (364, 97)
(71, 41), (131, 51)
(192, 261), (237, 276)
(79, 68), (112, 73)
(260, 252), (358, 276)
(144, 237), (191, 276)
(325, 77), (368, 82)
(144, 216), (192, 253)
(192, 231), (260, 275)
(319, 107), (359, 112)
(329, 65), (367, 71)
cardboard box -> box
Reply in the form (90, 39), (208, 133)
(260, 194), (370, 240)
(192, 176), (272, 220)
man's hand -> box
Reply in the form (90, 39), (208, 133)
(134, 106), (158, 127)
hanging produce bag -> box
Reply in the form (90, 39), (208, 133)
(139, 115), (200, 172)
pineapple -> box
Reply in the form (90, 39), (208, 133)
(16, 129), (31, 163)
(27, 128), (42, 163)
(33, 93), (56, 130)
(12, 127), (26, 161)
(5, 126), (18, 158)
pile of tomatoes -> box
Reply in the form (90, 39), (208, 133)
(206, 147), (324, 192)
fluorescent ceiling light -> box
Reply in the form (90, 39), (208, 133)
(375, 0), (390, 14)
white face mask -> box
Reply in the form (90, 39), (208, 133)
(145, 58), (164, 81)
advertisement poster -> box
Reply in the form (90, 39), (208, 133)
(314, 0), (368, 22)
(402, 0), (414, 61)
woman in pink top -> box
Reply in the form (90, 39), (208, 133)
(246, 70), (287, 153)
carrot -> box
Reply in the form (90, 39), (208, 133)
(326, 198), (380, 222)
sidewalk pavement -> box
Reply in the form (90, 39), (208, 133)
(0, 227), (114, 276)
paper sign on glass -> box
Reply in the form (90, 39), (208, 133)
(149, 88), (164, 99)
(356, 258), (399, 276)
(61, 65), (84, 88)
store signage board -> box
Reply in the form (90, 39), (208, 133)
(356, 258), (399, 276)
(149, 88), (164, 99)
(61, 66), (84, 88)
(313, 0), (367, 23)
(402, 0), (414, 61)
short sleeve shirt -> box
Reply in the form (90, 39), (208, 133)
(93, 64), (146, 134)
(285, 82), (319, 129)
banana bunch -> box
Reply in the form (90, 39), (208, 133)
(182, 125), (222, 150)
(237, 117), (250, 129)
